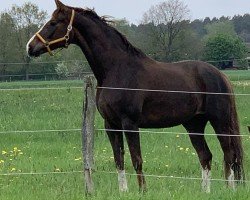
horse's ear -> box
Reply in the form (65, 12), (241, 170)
(55, 0), (66, 9)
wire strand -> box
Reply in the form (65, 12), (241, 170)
(0, 169), (249, 183)
(96, 170), (249, 183)
(0, 128), (81, 134)
(96, 128), (250, 137)
(0, 58), (248, 65)
(0, 128), (248, 138)
(0, 87), (83, 91)
(0, 60), (88, 65)
(97, 86), (250, 96)
(0, 171), (83, 176)
(1, 85), (249, 95)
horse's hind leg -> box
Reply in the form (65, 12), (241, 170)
(210, 119), (244, 189)
(183, 115), (212, 193)
(122, 118), (146, 192)
(105, 120), (128, 192)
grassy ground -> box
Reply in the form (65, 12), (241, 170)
(0, 71), (249, 199)
(223, 70), (250, 81)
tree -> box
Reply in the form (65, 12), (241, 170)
(190, 19), (206, 38)
(0, 13), (15, 80)
(232, 14), (250, 42)
(142, 0), (190, 61)
(204, 34), (248, 69)
(113, 18), (130, 34)
(8, 2), (47, 80)
(205, 20), (237, 38)
(173, 26), (204, 60)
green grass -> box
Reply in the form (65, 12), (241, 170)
(223, 70), (250, 81)
(0, 74), (249, 199)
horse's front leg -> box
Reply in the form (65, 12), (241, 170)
(105, 120), (128, 192)
(123, 118), (147, 192)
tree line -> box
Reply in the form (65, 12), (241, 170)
(0, 0), (249, 81)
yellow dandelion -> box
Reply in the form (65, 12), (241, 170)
(165, 164), (169, 167)
(55, 168), (61, 172)
(176, 135), (180, 138)
(74, 157), (81, 161)
(13, 147), (18, 151)
(2, 150), (7, 155)
(0, 160), (4, 164)
(192, 152), (196, 155)
(179, 147), (184, 151)
(165, 145), (168, 148)
(185, 148), (189, 152)
(11, 168), (16, 172)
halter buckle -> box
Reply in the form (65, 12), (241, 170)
(67, 25), (72, 31)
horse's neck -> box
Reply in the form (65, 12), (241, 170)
(75, 30), (105, 84)
(74, 14), (141, 85)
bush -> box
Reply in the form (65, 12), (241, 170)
(204, 34), (248, 69)
(55, 62), (69, 79)
(55, 61), (90, 79)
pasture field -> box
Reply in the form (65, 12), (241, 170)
(224, 69), (250, 81)
(0, 70), (250, 200)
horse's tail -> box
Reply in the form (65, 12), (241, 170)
(229, 95), (245, 183)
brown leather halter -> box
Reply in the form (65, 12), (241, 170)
(35, 9), (75, 56)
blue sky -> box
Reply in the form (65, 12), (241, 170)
(1, 0), (250, 24)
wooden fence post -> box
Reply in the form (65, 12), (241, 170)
(82, 75), (96, 194)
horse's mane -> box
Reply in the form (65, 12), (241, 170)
(67, 6), (146, 58)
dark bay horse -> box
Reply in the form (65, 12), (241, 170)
(27, 0), (244, 193)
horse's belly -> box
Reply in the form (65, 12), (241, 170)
(139, 114), (190, 128)
(139, 100), (198, 128)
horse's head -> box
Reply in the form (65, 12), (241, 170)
(27, 0), (75, 57)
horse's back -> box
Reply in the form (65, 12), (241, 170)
(142, 60), (230, 92)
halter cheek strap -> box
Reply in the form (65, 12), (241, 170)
(35, 9), (75, 56)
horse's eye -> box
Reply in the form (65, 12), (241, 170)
(50, 21), (57, 26)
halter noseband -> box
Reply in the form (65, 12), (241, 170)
(36, 9), (75, 56)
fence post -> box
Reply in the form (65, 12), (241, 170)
(82, 75), (96, 194)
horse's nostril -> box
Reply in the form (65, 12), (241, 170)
(27, 45), (35, 57)
(27, 46), (32, 56)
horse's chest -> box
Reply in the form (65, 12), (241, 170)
(96, 92), (123, 120)
(96, 90), (141, 122)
